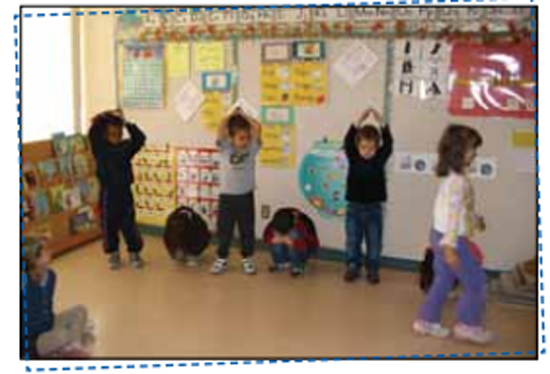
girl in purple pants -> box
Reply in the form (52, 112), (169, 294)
(413, 125), (494, 345)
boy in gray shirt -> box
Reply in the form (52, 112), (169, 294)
(210, 108), (262, 275)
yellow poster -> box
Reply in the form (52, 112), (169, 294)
(259, 124), (296, 168)
(194, 41), (225, 71)
(166, 42), (190, 77)
(512, 129), (536, 149)
(201, 92), (225, 132)
(260, 63), (292, 106)
(291, 61), (328, 106)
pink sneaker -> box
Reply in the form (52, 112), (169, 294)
(412, 320), (451, 338)
(453, 323), (495, 345)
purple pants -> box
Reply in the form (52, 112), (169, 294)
(418, 230), (487, 326)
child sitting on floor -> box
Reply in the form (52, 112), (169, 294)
(263, 208), (319, 277)
(21, 237), (95, 359)
(164, 206), (211, 267)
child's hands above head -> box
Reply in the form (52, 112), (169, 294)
(356, 109), (373, 127)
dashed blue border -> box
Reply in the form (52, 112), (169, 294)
(16, 0), (542, 372)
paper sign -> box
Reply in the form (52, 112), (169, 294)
(259, 124), (296, 168)
(194, 42), (225, 71)
(174, 81), (204, 123)
(334, 41), (378, 87)
(512, 130), (536, 149)
(261, 106), (295, 125)
(166, 42), (190, 77)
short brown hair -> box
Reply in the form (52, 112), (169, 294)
(227, 113), (251, 137)
(355, 125), (381, 147)
(436, 124), (483, 177)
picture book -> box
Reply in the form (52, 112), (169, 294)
(70, 205), (96, 234)
(34, 189), (50, 218)
(69, 134), (88, 153)
(37, 159), (61, 185)
(62, 186), (83, 211)
(22, 163), (40, 191)
(58, 155), (75, 181)
(49, 185), (65, 214)
(73, 154), (90, 178)
(52, 132), (71, 156)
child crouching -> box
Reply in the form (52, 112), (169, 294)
(263, 208), (319, 277)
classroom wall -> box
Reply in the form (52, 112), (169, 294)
(79, 12), (536, 270)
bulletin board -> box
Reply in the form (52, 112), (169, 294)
(82, 7), (535, 270)
(21, 137), (101, 257)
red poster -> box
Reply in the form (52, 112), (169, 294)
(448, 40), (536, 119)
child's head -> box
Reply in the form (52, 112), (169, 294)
(227, 114), (252, 151)
(23, 237), (51, 283)
(355, 125), (381, 160)
(92, 109), (125, 146)
(436, 124), (483, 177)
(271, 210), (296, 237)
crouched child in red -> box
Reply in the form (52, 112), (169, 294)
(263, 208), (319, 277)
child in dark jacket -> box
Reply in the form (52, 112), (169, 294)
(263, 208), (319, 277)
(343, 108), (393, 284)
(88, 109), (146, 270)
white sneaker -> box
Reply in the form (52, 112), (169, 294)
(210, 258), (228, 275)
(242, 258), (257, 275)
(412, 320), (451, 338)
(453, 323), (495, 345)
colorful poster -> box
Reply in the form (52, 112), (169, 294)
(291, 61), (328, 106)
(261, 106), (295, 125)
(259, 123), (296, 168)
(120, 43), (164, 109)
(260, 63), (292, 106)
(194, 41), (225, 71)
(448, 40), (536, 119)
(298, 139), (348, 218)
(166, 42), (190, 78)
(511, 129), (536, 149)
(200, 92), (226, 132)
(334, 41), (379, 87)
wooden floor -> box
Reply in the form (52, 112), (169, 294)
(52, 236), (537, 359)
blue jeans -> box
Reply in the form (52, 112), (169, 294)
(345, 202), (383, 273)
(270, 244), (309, 268)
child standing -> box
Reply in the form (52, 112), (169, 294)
(21, 237), (94, 358)
(263, 207), (319, 277)
(210, 108), (262, 275)
(413, 124), (493, 344)
(88, 109), (146, 270)
(343, 108), (393, 284)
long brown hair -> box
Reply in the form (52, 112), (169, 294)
(436, 124), (483, 177)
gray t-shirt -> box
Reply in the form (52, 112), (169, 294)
(218, 139), (261, 195)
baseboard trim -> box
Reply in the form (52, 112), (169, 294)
(138, 224), (501, 278)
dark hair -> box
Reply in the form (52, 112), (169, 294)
(436, 124), (483, 177)
(271, 210), (295, 236)
(227, 114), (251, 137)
(91, 109), (125, 135)
(355, 125), (381, 147)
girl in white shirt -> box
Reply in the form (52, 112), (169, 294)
(413, 124), (494, 344)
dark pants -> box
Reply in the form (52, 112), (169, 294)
(216, 193), (255, 259)
(100, 187), (143, 254)
(270, 244), (309, 268)
(345, 202), (383, 273)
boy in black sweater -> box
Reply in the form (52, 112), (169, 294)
(89, 109), (146, 270)
(343, 108), (393, 284)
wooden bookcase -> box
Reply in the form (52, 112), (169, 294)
(22, 139), (101, 257)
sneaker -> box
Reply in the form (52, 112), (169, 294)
(269, 263), (290, 273)
(210, 258), (228, 275)
(412, 320), (451, 338)
(129, 253), (144, 269)
(453, 324), (494, 345)
(242, 258), (257, 275)
(185, 255), (200, 267)
(290, 265), (305, 277)
(367, 272), (380, 285)
(108, 253), (122, 270)
(344, 266), (360, 283)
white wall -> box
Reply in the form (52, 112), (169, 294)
(80, 12), (536, 270)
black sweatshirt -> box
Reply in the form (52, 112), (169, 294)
(344, 124), (393, 205)
(88, 122), (146, 193)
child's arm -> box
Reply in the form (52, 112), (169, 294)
(440, 178), (466, 269)
(216, 115), (230, 146)
(371, 109), (393, 163)
(125, 122), (147, 158)
(344, 124), (359, 159)
(88, 119), (107, 159)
